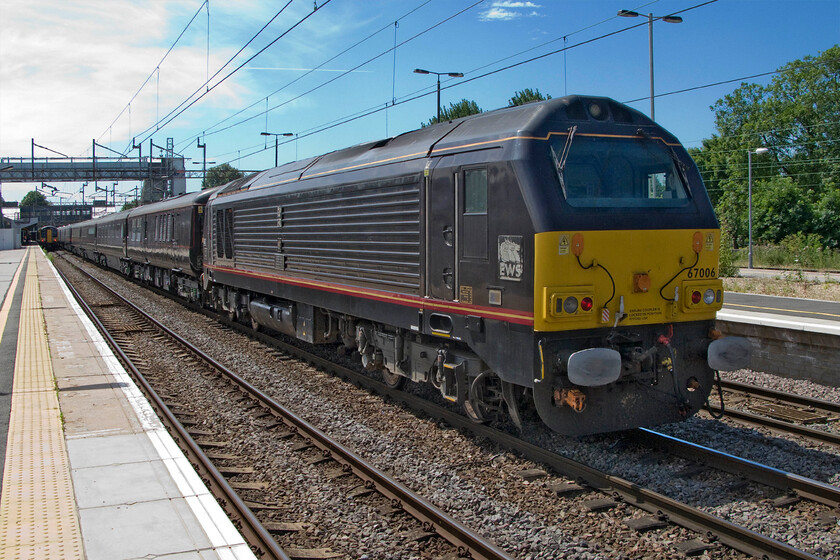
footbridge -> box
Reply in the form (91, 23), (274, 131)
(0, 138), (195, 198)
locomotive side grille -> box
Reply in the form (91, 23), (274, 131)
(282, 178), (421, 292)
(232, 206), (282, 270)
(227, 176), (422, 293)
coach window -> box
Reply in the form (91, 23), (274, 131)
(462, 168), (488, 260)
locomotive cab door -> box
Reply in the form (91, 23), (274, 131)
(426, 160), (456, 302)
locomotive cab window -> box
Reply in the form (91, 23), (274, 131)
(462, 168), (488, 260)
(550, 133), (691, 208)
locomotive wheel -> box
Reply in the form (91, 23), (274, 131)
(501, 381), (524, 429)
(465, 371), (502, 424)
(463, 400), (489, 424)
(381, 369), (406, 390)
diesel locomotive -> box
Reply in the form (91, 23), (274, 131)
(60, 96), (749, 436)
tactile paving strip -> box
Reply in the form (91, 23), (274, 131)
(0, 249), (84, 560)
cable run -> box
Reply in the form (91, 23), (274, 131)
(99, 0), (209, 149)
(129, 0), (305, 150)
(195, 0), (485, 143)
(188, 0), (433, 147)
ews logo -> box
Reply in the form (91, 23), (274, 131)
(498, 236), (523, 281)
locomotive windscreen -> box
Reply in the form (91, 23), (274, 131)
(550, 131), (691, 208)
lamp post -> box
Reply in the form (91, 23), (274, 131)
(748, 147), (770, 269)
(413, 68), (464, 124)
(196, 137), (207, 187)
(261, 131), (294, 167)
(617, 10), (683, 121)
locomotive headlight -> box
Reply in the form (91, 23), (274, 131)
(682, 280), (724, 313)
(546, 286), (595, 321)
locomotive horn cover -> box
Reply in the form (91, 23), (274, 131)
(567, 348), (622, 386)
(707, 337), (752, 371)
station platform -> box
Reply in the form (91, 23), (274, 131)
(0, 247), (256, 560)
(721, 291), (840, 336)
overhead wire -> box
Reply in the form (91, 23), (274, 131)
(128, 0), (311, 150)
(98, 0), (209, 149)
(211, 0), (723, 166)
(177, 0), (434, 152)
(194, 0), (486, 144)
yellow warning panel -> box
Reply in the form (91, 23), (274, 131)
(0, 249), (84, 560)
(558, 234), (570, 255)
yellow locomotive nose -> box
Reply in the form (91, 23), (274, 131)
(534, 228), (723, 333)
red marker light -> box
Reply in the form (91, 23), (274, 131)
(580, 297), (593, 311)
(691, 291), (702, 304)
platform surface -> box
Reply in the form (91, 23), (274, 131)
(0, 247), (256, 560)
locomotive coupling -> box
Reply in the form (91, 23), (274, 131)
(554, 388), (586, 412)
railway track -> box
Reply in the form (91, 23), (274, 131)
(630, 428), (840, 508)
(57, 252), (835, 560)
(56, 255), (513, 560)
(708, 380), (840, 447)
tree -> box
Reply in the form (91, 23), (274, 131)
(508, 88), (551, 106)
(21, 190), (50, 207)
(422, 99), (482, 127)
(690, 45), (840, 248)
(121, 200), (140, 211)
(203, 163), (243, 189)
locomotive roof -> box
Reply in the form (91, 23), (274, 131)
(211, 95), (658, 198)
(61, 187), (222, 232)
(126, 186), (220, 218)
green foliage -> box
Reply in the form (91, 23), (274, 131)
(20, 190), (50, 207)
(718, 223), (738, 277)
(814, 189), (840, 248)
(120, 200), (140, 211)
(752, 176), (815, 243)
(508, 88), (551, 106)
(691, 45), (839, 257)
(780, 233), (832, 269)
(422, 99), (482, 127)
(203, 163), (244, 189)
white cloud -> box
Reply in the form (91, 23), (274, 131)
(0, 0), (247, 157)
(479, 1), (543, 22)
(494, 2), (541, 8)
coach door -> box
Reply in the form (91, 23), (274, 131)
(427, 160), (457, 302)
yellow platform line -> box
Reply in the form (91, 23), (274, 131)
(0, 249), (84, 560)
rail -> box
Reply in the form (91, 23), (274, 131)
(59, 255), (512, 560)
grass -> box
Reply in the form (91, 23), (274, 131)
(731, 241), (840, 271)
(723, 275), (840, 302)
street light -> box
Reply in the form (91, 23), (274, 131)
(196, 137), (207, 186)
(748, 147), (770, 269)
(413, 68), (464, 124)
(261, 131), (293, 167)
(617, 9), (683, 121)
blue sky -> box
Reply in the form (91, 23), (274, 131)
(0, 0), (837, 205)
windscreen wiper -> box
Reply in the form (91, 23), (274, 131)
(552, 125), (577, 189)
